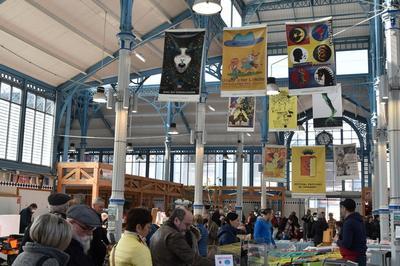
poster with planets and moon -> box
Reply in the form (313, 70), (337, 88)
(286, 17), (336, 95)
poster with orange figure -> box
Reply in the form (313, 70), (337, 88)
(264, 146), (287, 182)
(286, 17), (336, 95)
(221, 25), (268, 97)
(291, 146), (326, 197)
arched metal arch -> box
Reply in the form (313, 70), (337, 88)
(284, 109), (370, 190)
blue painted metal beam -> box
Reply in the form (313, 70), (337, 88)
(180, 110), (192, 134)
(56, 9), (192, 93)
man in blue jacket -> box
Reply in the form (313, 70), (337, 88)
(254, 208), (276, 248)
(337, 199), (367, 266)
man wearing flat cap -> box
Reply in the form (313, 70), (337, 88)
(65, 204), (101, 266)
(18, 192), (72, 253)
(337, 198), (367, 266)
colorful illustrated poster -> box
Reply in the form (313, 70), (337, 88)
(158, 29), (205, 102)
(334, 144), (359, 180)
(286, 17), (336, 95)
(227, 97), (255, 132)
(269, 88), (297, 131)
(292, 146), (326, 197)
(264, 146), (287, 182)
(221, 25), (267, 97)
(312, 84), (342, 128)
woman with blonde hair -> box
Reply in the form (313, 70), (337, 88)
(13, 213), (72, 266)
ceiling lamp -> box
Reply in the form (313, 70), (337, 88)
(192, 0), (222, 15)
(93, 87), (107, 103)
(266, 77), (280, 95)
(168, 123), (179, 135)
(136, 154), (145, 161)
(126, 143), (134, 152)
(68, 143), (76, 152)
(133, 51), (146, 63)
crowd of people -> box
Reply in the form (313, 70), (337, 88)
(15, 195), (371, 266)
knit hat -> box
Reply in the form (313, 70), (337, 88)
(226, 212), (239, 222)
(340, 198), (356, 212)
(48, 193), (71, 206)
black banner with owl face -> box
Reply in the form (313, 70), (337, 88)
(158, 29), (205, 102)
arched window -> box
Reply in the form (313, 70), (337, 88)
(289, 119), (363, 192)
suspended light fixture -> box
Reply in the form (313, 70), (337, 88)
(68, 143), (76, 152)
(133, 51), (146, 63)
(192, 0), (222, 15)
(126, 143), (134, 152)
(136, 154), (145, 161)
(168, 123), (179, 135)
(93, 87), (107, 103)
(208, 105), (216, 112)
(266, 77), (280, 95)
(246, 133), (252, 137)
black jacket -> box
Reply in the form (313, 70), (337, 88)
(88, 213), (109, 266)
(65, 239), (95, 266)
(337, 212), (367, 255)
(311, 218), (328, 245)
(19, 207), (33, 233)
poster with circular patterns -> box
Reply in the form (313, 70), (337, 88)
(286, 17), (336, 95)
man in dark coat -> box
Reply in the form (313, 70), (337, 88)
(311, 212), (328, 246)
(150, 208), (213, 266)
(19, 203), (37, 233)
(337, 199), (367, 266)
(65, 204), (101, 266)
(89, 197), (109, 266)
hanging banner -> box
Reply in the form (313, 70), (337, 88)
(312, 84), (342, 128)
(286, 17), (336, 95)
(158, 29), (205, 102)
(333, 144), (359, 180)
(264, 145), (287, 182)
(221, 25), (267, 97)
(269, 88), (298, 131)
(227, 97), (255, 132)
(292, 146), (326, 197)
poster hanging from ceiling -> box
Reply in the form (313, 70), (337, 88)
(286, 17), (336, 95)
(333, 144), (359, 180)
(291, 146), (326, 197)
(158, 29), (205, 102)
(221, 24), (268, 97)
(312, 84), (342, 128)
(269, 88), (298, 131)
(264, 145), (287, 182)
(227, 96), (255, 132)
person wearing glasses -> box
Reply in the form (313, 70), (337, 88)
(150, 208), (213, 266)
(64, 204), (101, 266)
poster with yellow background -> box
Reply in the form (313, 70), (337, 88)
(291, 146), (326, 197)
(264, 145), (286, 182)
(269, 88), (297, 131)
(221, 25), (267, 97)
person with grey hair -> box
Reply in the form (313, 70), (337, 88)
(19, 193), (72, 253)
(89, 197), (109, 266)
(150, 208), (213, 266)
(65, 204), (101, 266)
(12, 213), (72, 266)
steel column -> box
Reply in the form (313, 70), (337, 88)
(235, 133), (244, 219)
(261, 96), (269, 209)
(62, 99), (72, 162)
(383, 1), (400, 263)
(108, 0), (135, 242)
(164, 102), (172, 181)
